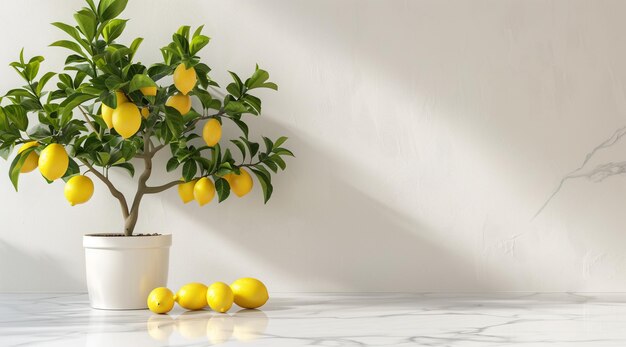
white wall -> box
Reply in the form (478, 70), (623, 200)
(2, 0), (626, 292)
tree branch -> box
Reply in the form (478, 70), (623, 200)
(78, 106), (99, 136)
(80, 159), (129, 219)
(183, 108), (225, 133)
(145, 180), (182, 194)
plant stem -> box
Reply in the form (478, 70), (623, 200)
(80, 159), (129, 220)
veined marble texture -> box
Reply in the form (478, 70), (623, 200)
(1, 293), (626, 346)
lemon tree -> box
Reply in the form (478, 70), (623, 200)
(0, 0), (293, 235)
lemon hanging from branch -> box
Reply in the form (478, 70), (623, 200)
(202, 119), (222, 147)
(166, 94), (191, 115)
(101, 91), (128, 129)
(64, 175), (94, 206)
(38, 144), (69, 181)
(112, 103), (142, 139)
(17, 141), (39, 173)
(173, 63), (197, 95)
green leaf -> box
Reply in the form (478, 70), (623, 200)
(74, 9), (97, 41)
(273, 148), (295, 157)
(228, 71), (243, 91)
(50, 40), (86, 57)
(4, 105), (28, 131)
(100, 0), (128, 21)
(0, 146), (12, 160)
(192, 25), (205, 39)
(113, 162), (135, 177)
(190, 35), (210, 55)
(84, 0), (97, 13)
(245, 67), (269, 89)
(5, 89), (34, 99)
(240, 137), (259, 157)
(36, 72), (56, 96)
(27, 124), (53, 140)
(147, 64), (172, 82)
(166, 157), (179, 172)
(224, 101), (248, 114)
(274, 136), (288, 148)
(61, 158), (80, 182)
(51, 22), (84, 45)
(129, 37), (143, 60)
(102, 19), (128, 44)
(262, 136), (273, 152)
(177, 25), (191, 40)
(172, 33), (189, 56)
(182, 160), (197, 181)
(242, 94), (261, 115)
(230, 139), (246, 160)
(215, 177), (230, 202)
(97, 152), (111, 165)
(24, 60), (41, 81)
(60, 93), (97, 120)
(9, 147), (35, 191)
(250, 168), (273, 203)
(271, 154), (287, 170)
(226, 82), (242, 98)
(264, 158), (278, 173)
(231, 118), (249, 138)
(128, 74), (156, 92)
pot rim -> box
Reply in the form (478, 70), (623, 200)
(83, 233), (172, 249)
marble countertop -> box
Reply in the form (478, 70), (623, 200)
(2, 293), (626, 346)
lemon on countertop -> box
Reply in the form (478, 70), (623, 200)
(231, 278), (268, 309)
(207, 282), (234, 313)
(147, 287), (175, 314)
(176, 283), (208, 310)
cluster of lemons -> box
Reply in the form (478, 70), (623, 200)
(103, 63), (201, 139)
(18, 140), (94, 206)
(15, 62), (243, 207)
(148, 278), (268, 314)
(177, 168), (253, 206)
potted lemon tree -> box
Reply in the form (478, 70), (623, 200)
(0, 0), (292, 309)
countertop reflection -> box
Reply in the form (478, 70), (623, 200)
(3, 293), (626, 346)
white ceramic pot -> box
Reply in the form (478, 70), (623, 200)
(83, 234), (172, 310)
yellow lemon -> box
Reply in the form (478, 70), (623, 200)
(207, 282), (234, 313)
(178, 179), (197, 204)
(38, 144), (69, 181)
(166, 94), (192, 115)
(64, 175), (94, 206)
(112, 102), (142, 139)
(176, 283), (208, 310)
(173, 63), (197, 95)
(141, 107), (150, 119)
(193, 177), (215, 206)
(116, 91), (129, 103)
(140, 86), (157, 97)
(101, 91), (129, 129)
(231, 278), (268, 309)
(17, 141), (39, 173)
(202, 119), (222, 147)
(224, 168), (253, 197)
(147, 287), (175, 314)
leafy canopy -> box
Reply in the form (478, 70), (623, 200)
(0, 0), (293, 205)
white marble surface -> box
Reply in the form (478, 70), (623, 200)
(2, 293), (626, 346)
